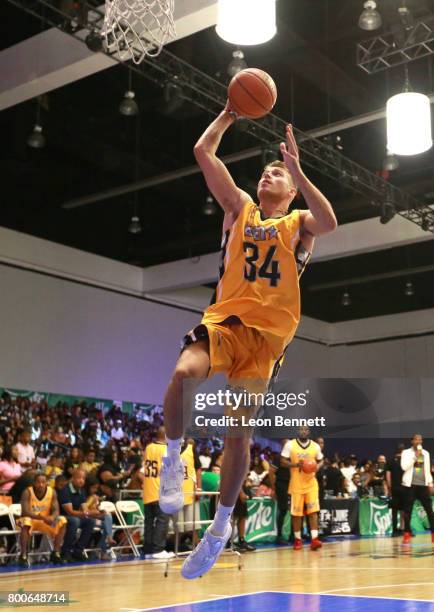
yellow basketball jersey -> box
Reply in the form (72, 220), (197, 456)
(287, 440), (321, 494)
(202, 203), (309, 359)
(143, 442), (166, 505)
(27, 486), (53, 517)
(181, 444), (196, 506)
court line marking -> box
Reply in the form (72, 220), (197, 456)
(119, 590), (268, 611)
(319, 582), (434, 595)
(270, 589), (434, 603)
(120, 588), (434, 611)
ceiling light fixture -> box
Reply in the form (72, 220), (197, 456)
(85, 29), (103, 52)
(128, 215), (142, 234)
(119, 70), (139, 116)
(341, 291), (351, 307)
(27, 98), (46, 149)
(379, 200), (396, 224)
(227, 49), (248, 77)
(404, 280), (415, 296)
(358, 0), (382, 31)
(203, 194), (217, 216)
(386, 65), (432, 156)
(216, 0), (276, 46)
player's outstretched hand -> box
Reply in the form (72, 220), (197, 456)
(280, 124), (302, 177)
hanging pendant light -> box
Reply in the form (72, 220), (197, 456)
(216, 0), (276, 46)
(386, 66), (432, 156)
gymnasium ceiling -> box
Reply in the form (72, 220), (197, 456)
(1, 0), (434, 323)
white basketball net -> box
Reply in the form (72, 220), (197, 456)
(103, 0), (176, 64)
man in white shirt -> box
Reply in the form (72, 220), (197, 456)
(110, 421), (124, 441)
(400, 434), (434, 544)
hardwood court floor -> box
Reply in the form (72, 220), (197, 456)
(1, 536), (434, 611)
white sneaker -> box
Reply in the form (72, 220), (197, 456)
(152, 550), (175, 560)
(181, 524), (232, 580)
(159, 456), (185, 514)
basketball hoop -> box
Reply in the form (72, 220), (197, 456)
(102, 0), (176, 64)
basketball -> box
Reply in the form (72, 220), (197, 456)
(228, 68), (277, 119)
(301, 458), (317, 474)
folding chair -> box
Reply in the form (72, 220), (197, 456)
(114, 500), (142, 557)
(10, 504), (53, 563)
(0, 503), (20, 561)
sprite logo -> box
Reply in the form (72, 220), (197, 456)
(245, 500), (277, 541)
(369, 501), (392, 535)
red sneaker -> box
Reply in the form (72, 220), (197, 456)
(402, 532), (411, 544)
(310, 538), (322, 551)
(294, 538), (302, 551)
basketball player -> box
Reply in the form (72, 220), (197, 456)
(159, 102), (337, 579)
(143, 426), (174, 559)
(281, 426), (323, 550)
(17, 472), (67, 567)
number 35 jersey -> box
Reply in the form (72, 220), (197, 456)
(202, 203), (310, 359)
(143, 441), (167, 504)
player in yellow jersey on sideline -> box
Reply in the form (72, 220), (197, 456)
(143, 426), (174, 560)
(281, 426), (324, 551)
(17, 473), (67, 567)
(159, 101), (337, 579)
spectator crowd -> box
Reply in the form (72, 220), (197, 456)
(0, 392), (433, 566)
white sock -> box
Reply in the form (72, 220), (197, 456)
(166, 437), (182, 461)
(210, 503), (234, 537)
(294, 531), (301, 540)
(311, 529), (318, 539)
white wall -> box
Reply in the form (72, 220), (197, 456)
(281, 334), (434, 378)
(0, 264), (199, 404)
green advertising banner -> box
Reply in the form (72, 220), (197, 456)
(1, 386), (113, 413)
(245, 497), (277, 542)
(359, 498), (392, 536)
(411, 499), (434, 532)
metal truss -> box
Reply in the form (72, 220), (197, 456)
(6, 0), (434, 232)
(357, 15), (434, 74)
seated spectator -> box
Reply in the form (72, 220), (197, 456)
(64, 447), (82, 478)
(0, 445), (22, 493)
(58, 468), (97, 561)
(256, 474), (274, 497)
(111, 420), (124, 441)
(248, 454), (269, 488)
(17, 473), (67, 567)
(233, 477), (255, 552)
(97, 450), (130, 502)
(16, 429), (36, 470)
(80, 449), (99, 475)
(44, 454), (64, 488)
(54, 474), (68, 493)
(125, 455), (144, 491)
(84, 476), (116, 560)
(198, 447), (212, 470)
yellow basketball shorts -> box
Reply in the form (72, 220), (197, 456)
(17, 516), (67, 537)
(182, 320), (277, 388)
(290, 490), (320, 517)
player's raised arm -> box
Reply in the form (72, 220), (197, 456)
(194, 101), (250, 216)
(280, 124), (337, 236)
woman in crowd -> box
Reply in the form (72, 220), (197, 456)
(97, 450), (130, 502)
(64, 446), (82, 478)
(0, 445), (22, 493)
